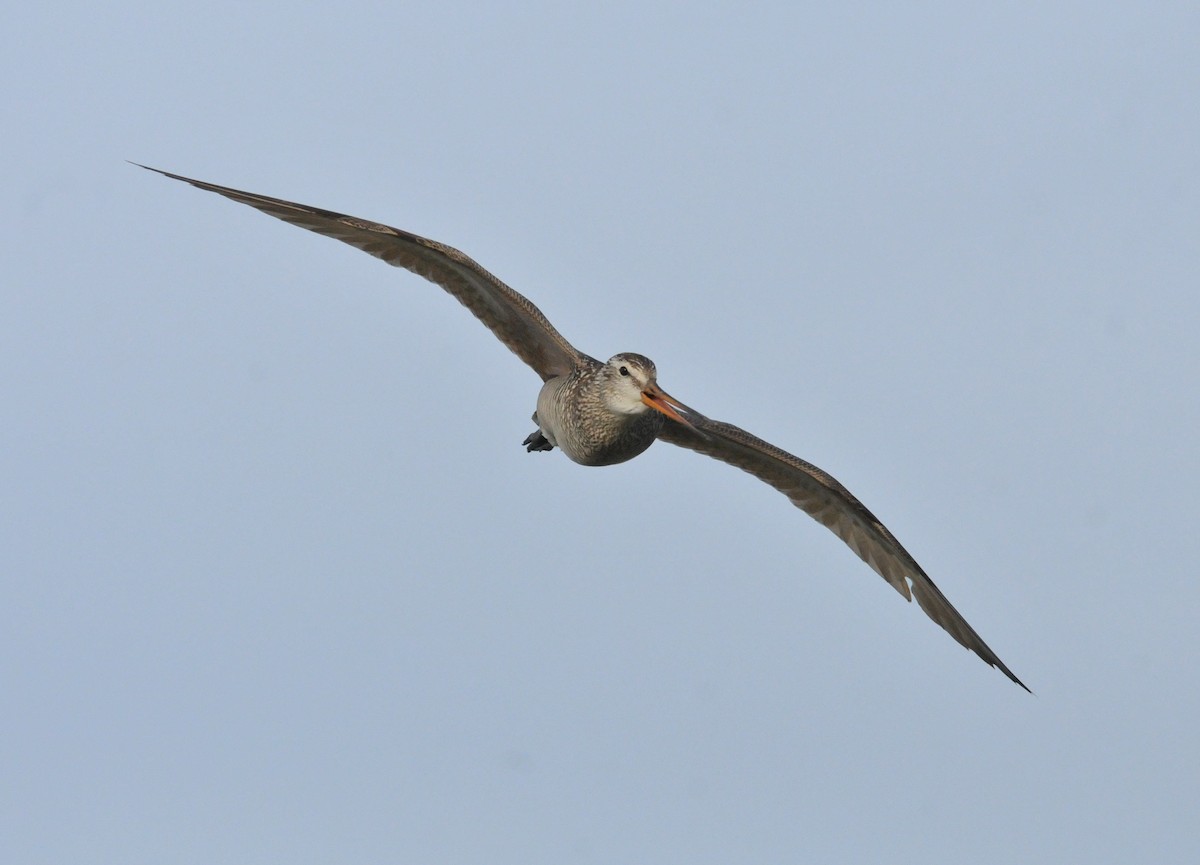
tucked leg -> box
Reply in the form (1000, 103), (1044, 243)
(523, 430), (554, 452)
(522, 411), (555, 453)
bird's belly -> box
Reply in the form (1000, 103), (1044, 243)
(535, 380), (660, 467)
(559, 430), (657, 467)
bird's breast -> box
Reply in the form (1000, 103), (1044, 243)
(535, 376), (662, 467)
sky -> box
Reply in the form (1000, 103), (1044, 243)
(3, 2), (1199, 863)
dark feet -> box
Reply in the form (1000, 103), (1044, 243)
(523, 430), (554, 453)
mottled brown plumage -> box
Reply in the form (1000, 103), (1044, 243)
(138, 164), (1028, 691)
(528, 353), (667, 466)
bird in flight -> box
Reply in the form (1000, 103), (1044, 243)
(137, 164), (1028, 691)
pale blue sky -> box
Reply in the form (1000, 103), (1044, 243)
(4, 3), (1199, 862)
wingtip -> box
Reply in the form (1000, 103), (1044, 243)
(129, 161), (177, 180)
(992, 659), (1032, 694)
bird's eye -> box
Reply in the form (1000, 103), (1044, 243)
(619, 366), (630, 377)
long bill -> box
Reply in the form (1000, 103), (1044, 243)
(641, 383), (699, 428)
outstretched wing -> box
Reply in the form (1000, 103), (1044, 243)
(658, 413), (1028, 690)
(137, 165), (586, 381)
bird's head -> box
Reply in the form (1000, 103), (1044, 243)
(602, 353), (696, 427)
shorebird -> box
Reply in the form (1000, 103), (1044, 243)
(137, 164), (1027, 691)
